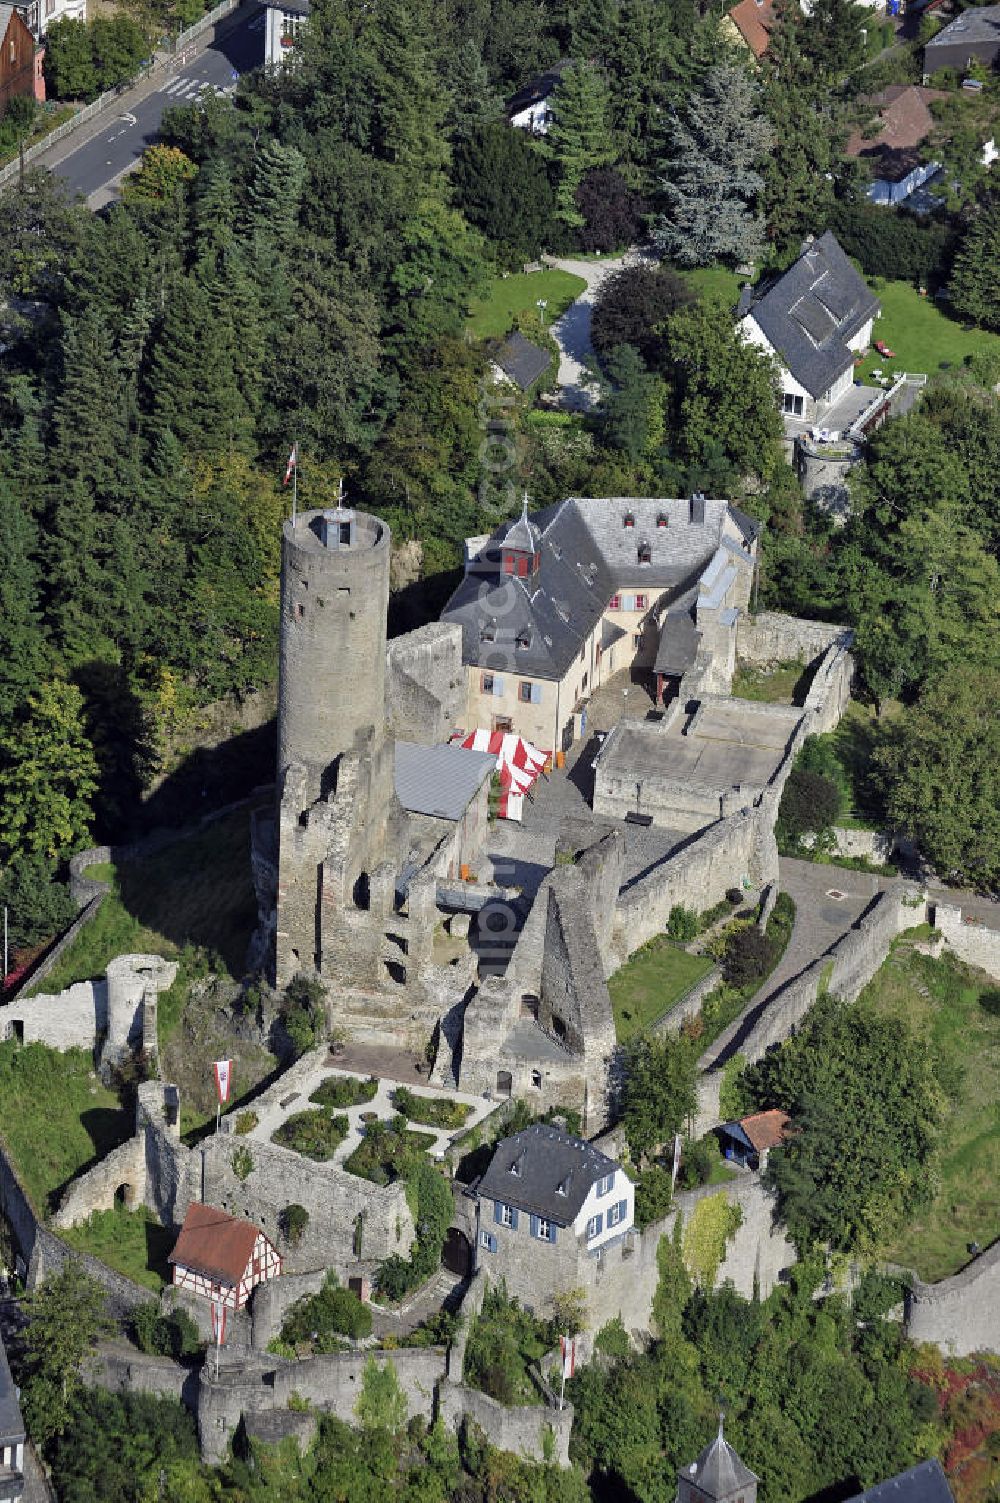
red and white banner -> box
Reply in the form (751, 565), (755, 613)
(671, 1132), (683, 1193)
(283, 443), (298, 486)
(213, 1059), (233, 1105)
(560, 1335), (576, 1381)
(449, 729), (549, 821)
(210, 1297), (227, 1346)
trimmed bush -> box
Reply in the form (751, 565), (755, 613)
(309, 1074), (378, 1110)
(391, 1086), (472, 1130)
(273, 1109), (348, 1162)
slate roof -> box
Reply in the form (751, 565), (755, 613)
(845, 87), (946, 183)
(679, 1420), (758, 1501)
(169, 1203), (263, 1287)
(394, 740), (496, 821)
(0, 1331), (24, 1447)
(844, 1460), (955, 1503)
(654, 601), (701, 676)
(506, 58), (572, 118)
(477, 1123), (619, 1225)
(727, 0), (778, 58)
(493, 330), (551, 391)
(925, 3), (1000, 57)
(740, 231), (880, 400)
(442, 496), (752, 680)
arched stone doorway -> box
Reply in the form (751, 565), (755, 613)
(442, 1227), (472, 1277)
(496, 1070), (513, 1098)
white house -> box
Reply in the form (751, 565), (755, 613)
(262, 0), (308, 67)
(473, 1124), (635, 1315)
(15, 0), (84, 41)
(168, 1202), (282, 1312)
(737, 230), (880, 424)
(506, 60), (571, 132)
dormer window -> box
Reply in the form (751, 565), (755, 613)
(516, 630), (532, 650)
(637, 540), (652, 565)
(502, 549), (540, 578)
(481, 621), (496, 642)
(623, 511), (635, 529)
(556, 1172), (573, 1197)
(509, 1153), (525, 1178)
(657, 513), (668, 529)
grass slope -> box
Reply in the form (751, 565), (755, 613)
(60, 1203), (175, 1291)
(732, 658), (816, 705)
(609, 940), (714, 1042)
(868, 940), (1000, 1281)
(0, 1042), (130, 1215)
(467, 269), (586, 338)
(856, 278), (1000, 382)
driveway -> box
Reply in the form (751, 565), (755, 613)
(544, 250), (652, 410)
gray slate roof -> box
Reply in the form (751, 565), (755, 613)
(679, 1422), (758, 1501)
(394, 740), (495, 821)
(655, 600), (701, 675)
(845, 1461), (955, 1503)
(477, 1123), (619, 1225)
(926, 3), (1000, 53)
(740, 231), (879, 400)
(506, 58), (571, 118)
(0, 1331), (24, 1447)
(493, 331), (551, 391)
(442, 496), (752, 680)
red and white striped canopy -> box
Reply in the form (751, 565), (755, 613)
(450, 730), (550, 820)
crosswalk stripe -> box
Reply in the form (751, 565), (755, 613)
(163, 78), (186, 94)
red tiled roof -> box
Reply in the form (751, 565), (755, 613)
(739, 1109), (791, 1153)
(845, 86), (948, 179)
(168, 1203), (262, 1286)
(727, 0), (778, 58)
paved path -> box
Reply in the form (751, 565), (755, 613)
(544, 250), (649, 410)
(29, 5), (263, 207)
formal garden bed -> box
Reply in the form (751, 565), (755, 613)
(389, 1086), (472, 1130)
(344, 1119), (437, 1185)
(272, 1108), (349, 1161)
(309, 1075), (379, 1110)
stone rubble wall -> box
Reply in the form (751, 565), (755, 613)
(934, 904), (1000, 981)
(0, 979), (105, 1050)
(736, 612), (852, 667)
(386, 622), (466, 746)
(905, 1239), (1000, 1357)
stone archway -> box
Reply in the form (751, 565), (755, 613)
(442, 1227), (472, 1277)
(496, 1070), (513, 1098)
(115, 1183), (137, 1210)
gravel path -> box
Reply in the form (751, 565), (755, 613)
(544, 250), (651, 410)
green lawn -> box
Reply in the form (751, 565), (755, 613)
(855, 278), (1000, 383)
(869, 941), (1000, 1281)
(60, 1202), (175, 1291)
(0, 1042), (130, 1215)
(683, 266), (742, 307)
(732, 658), (816, 706)
(467, 269), (586, 338)
(609, 939), (715, 1042)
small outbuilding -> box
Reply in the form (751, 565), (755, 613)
(169, 1203), (282, 1312)
(491, 330), (552, 393)
(718, 1109), (791, 1171)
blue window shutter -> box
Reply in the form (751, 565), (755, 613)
(494, 1201), (504, 1225)
(531, 683), (542, 704)
(530, 1214), (539, 1239)
(511, 1208), (519, 1231)
(594, 1213), (603, 1237)
(488, 1232), (496, 1253)
(494, 675), (504, 696)
(548, 1223), (557, 1243)
(617, 1199), (627, 1224)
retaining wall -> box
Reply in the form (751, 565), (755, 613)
(651, 967), (722, 1037)
(438, 1381), (572, 1466)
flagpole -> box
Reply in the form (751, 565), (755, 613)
(292, 438), (298, 525)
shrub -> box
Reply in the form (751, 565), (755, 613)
(633, 1165), (675, 1228)
(280, 973), (327, 1059)
(575, 167), (646, 254)
(281, 1272), (373, 1349)
(677, 1134), (721, 1190)
(726, 888), (743, 906)
(721, 927), (776, 990)
(279, 1203), (309, 1246)
(391, 1086), (472, 1130)
(233, 1110), (258, 1135)
(666, 905), (699, 943)
(309, 1074), (378, 1110)
(231, 1145), (253, 1182)
(682, 1193), (743, 1286)
(591, 260), (694, 364)
(132, 1303), (202, 1360)
(830, 198), (956, 289)
(777, 768), (843, 850)
(594, 1317), (631, 1360)
(463, 1285), (550, 1406)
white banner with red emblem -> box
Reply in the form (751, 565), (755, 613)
(213, 1059), (233, 1105)
(560, 1335), (576, 1381)
(211, 1296), (227, 1346)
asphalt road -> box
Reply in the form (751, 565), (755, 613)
(41, 5), (265, 205)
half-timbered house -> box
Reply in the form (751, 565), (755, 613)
(168, 1203), (281, 1311)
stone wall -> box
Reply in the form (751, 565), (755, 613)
(90, 1344), (195, 1406)
(934, 904), (1000, 981)
(386, 622), (466, 745)
(438, 1381), (572, 1466)
(736, 612), (852, 667)
(652, 967), (722, 1036)
(197, 1347), (446, 1464)
(0, 979), (104, 1050)
(905, 1239), (1000, 1357)
(250, 1267), (329, 1350)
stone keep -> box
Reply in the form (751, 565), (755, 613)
(274, 507), (404, 986)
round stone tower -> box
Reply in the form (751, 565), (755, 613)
(277, 506), (391, 804)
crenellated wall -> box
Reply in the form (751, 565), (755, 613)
(905, 1239), (1000, 1356)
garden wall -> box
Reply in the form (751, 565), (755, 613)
(934, 904), (1000, 982)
